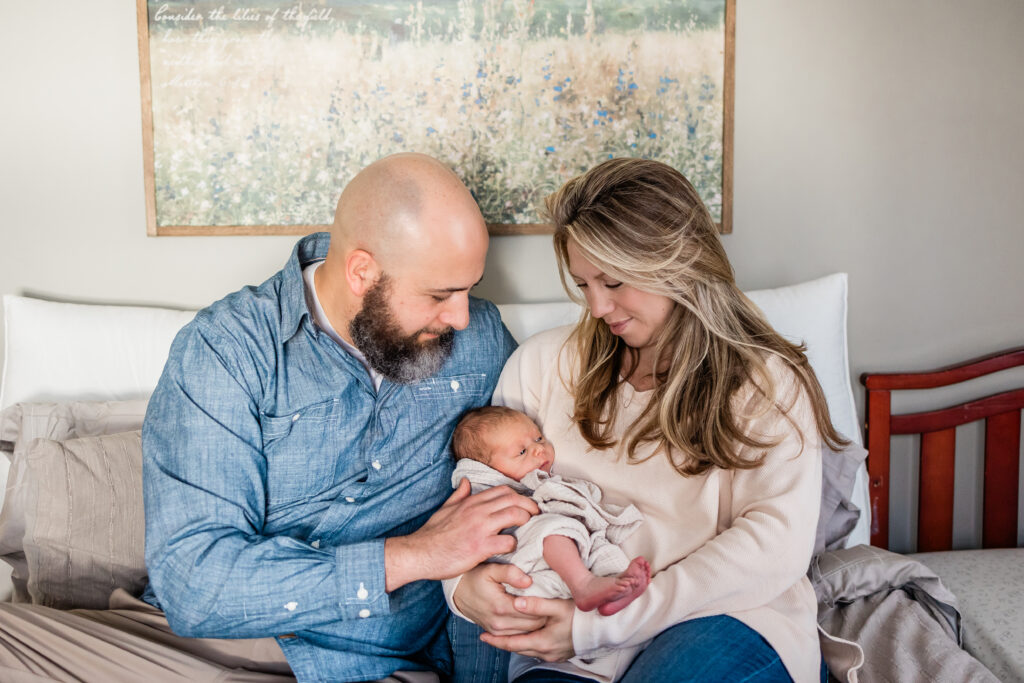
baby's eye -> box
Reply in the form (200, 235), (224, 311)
(535, 436), (544, 443)
(518, 448), (527, 456)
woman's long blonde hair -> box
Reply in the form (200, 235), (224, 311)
(547, 158), (847, 475)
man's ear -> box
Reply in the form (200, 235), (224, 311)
(345, 249), (381, 297)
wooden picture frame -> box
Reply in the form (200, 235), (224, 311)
(137, 1), (734, 236)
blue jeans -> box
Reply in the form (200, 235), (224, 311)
(449, 613), (819, 682)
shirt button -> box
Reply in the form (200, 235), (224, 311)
(450, 380), (460, 391)
(358, 609), (371, 618)
(311, 540), (320, 549)
(371, 460), (382, 470)
(357, 583), (369, 600)
(291, 413), (301, 422)
(345, 496), (356, 503)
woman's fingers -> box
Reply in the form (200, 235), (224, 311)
(480, 597), (576, 662)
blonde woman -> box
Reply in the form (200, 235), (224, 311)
(447, 159), (843, 682)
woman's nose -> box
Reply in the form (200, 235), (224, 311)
(586, 290), (614, 318)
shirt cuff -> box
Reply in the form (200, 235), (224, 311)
(571, 607), (604, 657)
(335, 539), (391, 620)
(441, 574), (469, 620)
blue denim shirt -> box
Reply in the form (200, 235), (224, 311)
(142, 233), (517, 682)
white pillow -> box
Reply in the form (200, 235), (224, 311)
(1, 296), (195, 410)
(496, 302), (581, 344)
(745, 273), (860, 446)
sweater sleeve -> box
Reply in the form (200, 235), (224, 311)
(572, 363), (824, 655)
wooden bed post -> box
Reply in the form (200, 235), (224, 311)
(864, 388), (891, 549)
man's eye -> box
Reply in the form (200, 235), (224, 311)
(431, 294), (449, 303)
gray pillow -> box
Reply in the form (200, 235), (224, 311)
(21, 430), (147, 609)
(0, 400), (148, 602)
(815, 437), (868, 557)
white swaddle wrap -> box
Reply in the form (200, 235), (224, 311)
(451, 458), (643, 599)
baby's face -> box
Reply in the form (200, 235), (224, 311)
(483, 413), (555, 481)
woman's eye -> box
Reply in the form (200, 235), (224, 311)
(573, 282), (587, 289)
(604, 282), (622, 289)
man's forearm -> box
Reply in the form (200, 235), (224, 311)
(151, 533), (390, 638)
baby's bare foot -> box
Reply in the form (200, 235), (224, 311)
(572, 557), (651, 615)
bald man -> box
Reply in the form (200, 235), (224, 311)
(0, 155), (534, 682)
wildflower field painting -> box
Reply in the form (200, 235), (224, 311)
(137, 0), (734, 235)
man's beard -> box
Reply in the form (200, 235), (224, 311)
(349, 275), (455, 384)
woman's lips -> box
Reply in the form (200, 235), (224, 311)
(607, 318), (630, 335)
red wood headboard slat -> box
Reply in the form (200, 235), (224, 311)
(983, 412), (1021, 548)
(918, 428), (956, 552)
(890, 389), (1024, 434)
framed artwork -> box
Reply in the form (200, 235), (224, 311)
(137, 1), (734, 236)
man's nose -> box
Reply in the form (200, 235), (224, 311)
(438, 293), (470, 331)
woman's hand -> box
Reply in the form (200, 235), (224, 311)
(453, 564), (546, 635)
(480, 595), (576, 662)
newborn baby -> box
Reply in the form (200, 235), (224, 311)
(451, 405), (650, 616)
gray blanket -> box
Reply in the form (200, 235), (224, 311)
(812, 545), (999, 682)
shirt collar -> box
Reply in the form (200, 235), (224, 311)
(280, 231), (332, 340)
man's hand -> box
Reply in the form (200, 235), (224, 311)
(480, 596), (575, 662)
(384, 479), (539, 591)
(453, 563), (546, 635)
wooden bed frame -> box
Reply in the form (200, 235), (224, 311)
(861, 347), (1024, 552)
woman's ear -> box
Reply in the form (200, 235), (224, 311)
(345, 249), (381, 297)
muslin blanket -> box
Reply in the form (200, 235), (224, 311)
(451, 458), (644, 600)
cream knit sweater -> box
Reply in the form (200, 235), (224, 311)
(489, 326), (823, 682)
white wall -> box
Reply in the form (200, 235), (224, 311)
(2, 1), (1023, 550)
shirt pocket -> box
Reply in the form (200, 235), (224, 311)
(410, 372), (489, 405)
(260, 398), (348, 505)
(408, 373), (490, 460)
